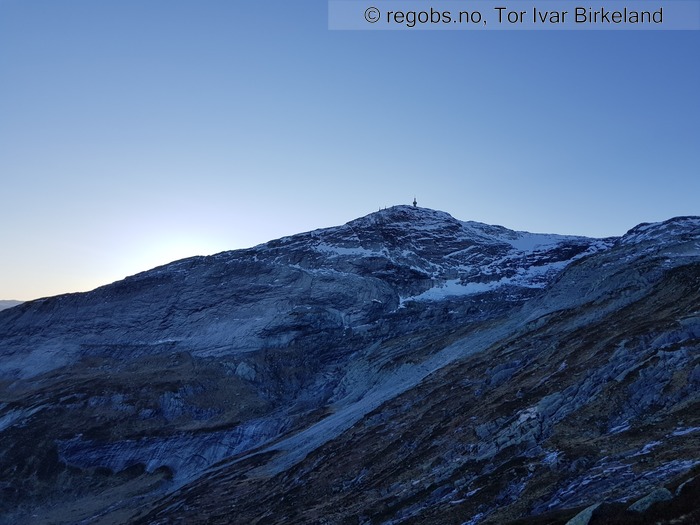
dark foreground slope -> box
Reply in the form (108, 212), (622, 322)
(0, 208), (698, 524)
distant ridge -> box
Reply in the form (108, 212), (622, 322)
(0, 300), (22, 311)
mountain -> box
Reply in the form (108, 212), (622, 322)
(0, 206), (698, 524)
(0, 301), (22, 312)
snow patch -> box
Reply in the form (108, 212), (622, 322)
(633, 440), (663, 456)
(314, 243), (378, 257)
(0, 406), (42, 432)
(609, 422), (631, 434)
(670, 426), (700, 436)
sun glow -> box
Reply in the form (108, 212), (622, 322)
(125, 233), (229, 275)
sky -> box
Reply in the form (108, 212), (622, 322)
(1, 0), (698, 301)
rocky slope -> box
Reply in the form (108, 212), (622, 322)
(0, 206), (698, 524)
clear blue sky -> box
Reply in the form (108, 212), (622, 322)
(1, 0), (698, 300)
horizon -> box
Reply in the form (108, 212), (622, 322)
(3, 205), (697, 303)
(1, 1), (698, 301)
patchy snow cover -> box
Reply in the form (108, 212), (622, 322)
(408, 258), (583, 302)
(670, 426), (700, 436)
(621, 216), (700, 246)
(634, 440), (663, 456)
(0, 406), (43, 433)
(609, 422), (631, 434)
(313, 243), (380, 257)
(2, 207), (700, 525)
(221, 313), (530, 477)
(542, 450), (561, 466)
(408, 279), (500, 301)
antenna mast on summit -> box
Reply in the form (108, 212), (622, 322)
(412, 196), (417, 207)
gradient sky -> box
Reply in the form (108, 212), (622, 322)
(1, 0), (698, 301)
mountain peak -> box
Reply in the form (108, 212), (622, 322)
(2, 212), (700, 524)
(621, 215), (700, 245)
(349, 204), (458, 229)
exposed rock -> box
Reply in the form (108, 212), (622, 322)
(676, 475), (696, 496)
(1, 208), (699, 524)
(627, 487), (673, 513)
(234, 361), (257, 382)
(564, 503), (600, 525)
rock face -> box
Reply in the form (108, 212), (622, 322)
(0, 206), (699, 525)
